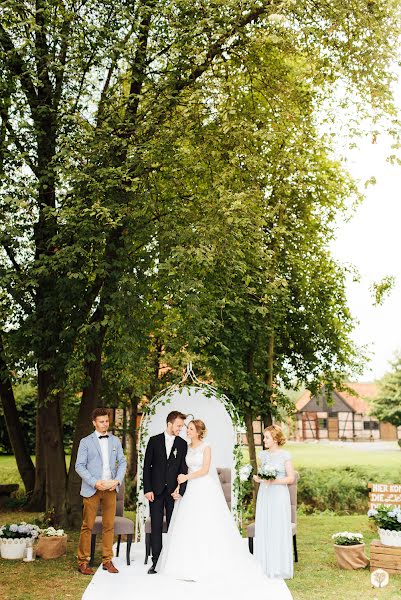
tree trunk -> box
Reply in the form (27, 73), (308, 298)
(38, 370), (67, 524)
(0, 336), (35, 494)
(26, 406), (46, 511)
(30, 6), (65, 516)
(65, 307), (106, 528)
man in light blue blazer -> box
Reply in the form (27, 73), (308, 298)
(76, 407), (126, 575)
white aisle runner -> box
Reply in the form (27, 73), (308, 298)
(82, 542), (293, 600)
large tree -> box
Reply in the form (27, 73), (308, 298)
(371, 355), (401, 427)
(0, 0), (400, 522)
(141, 51), (364, 473)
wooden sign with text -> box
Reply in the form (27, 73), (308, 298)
(368, 483), (401, 509)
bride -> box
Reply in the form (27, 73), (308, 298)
(156, 419), (293, 599)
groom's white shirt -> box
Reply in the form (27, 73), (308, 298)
(164, 431), (175, 458)
(97, 432), (112, 480)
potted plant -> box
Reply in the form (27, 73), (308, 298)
(35, 527), (68, 560)
(0, 522), (40, 559)
(332, 531), (369, 569)
(368, 505), (401, 546)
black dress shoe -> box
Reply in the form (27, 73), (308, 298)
(148, 565), (157, 574)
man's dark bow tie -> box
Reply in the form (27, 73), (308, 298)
(99, 435), (109, 439)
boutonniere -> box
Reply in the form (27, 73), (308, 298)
(173, 449), (178, 459)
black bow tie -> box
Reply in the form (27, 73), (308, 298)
(98, 435), (109, 439)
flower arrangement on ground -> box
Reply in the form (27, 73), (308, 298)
(0, 522), (40, 559)
(332, 532), (364, 546)
(368, 504), (401, 546)
(0, 522), (40, 539)
(36, 526), (68, 560)
(331, 531), (369, 569)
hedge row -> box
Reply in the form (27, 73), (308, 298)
(297, 466), (398, 514)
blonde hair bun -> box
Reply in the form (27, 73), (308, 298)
(190, 419), (207, 440)
(264, 424), (286, 446)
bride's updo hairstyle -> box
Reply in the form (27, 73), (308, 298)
(264, 424), (286, 446)
(190, 419), (207, 440)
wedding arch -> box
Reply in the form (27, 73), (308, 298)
(134, 364), (244, 542)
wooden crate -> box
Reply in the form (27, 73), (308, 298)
(370, 539), (401, 574)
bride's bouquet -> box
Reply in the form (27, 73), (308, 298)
(258, 464), (278, 481)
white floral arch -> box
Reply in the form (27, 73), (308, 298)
(135, 364), (244, 542)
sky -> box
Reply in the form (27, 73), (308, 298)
(331, 133), (401, 382)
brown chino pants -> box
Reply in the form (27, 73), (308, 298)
(77, 489), (116, 565)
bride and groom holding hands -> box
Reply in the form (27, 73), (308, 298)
(75, 407), (294, 597)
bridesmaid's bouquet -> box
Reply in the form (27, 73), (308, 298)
(258, 464), (278, 481)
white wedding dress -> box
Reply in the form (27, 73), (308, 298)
(157, 442), (293, 599)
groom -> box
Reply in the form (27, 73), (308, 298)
(143, 410), (188, 574)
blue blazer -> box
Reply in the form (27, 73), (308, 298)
(75, 432), (127, 498)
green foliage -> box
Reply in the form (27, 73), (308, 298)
(1, 0), (401, 510)
(370, 275), (396, 306)
(0, 383), (80, 454)
(368, 504), (401, 531)
(0, 384), (36, 454)
(371, 354), (401, 427)
(297, 466), (396, 514)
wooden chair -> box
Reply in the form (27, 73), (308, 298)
(246, 470), (299, 562)
(89, 482), (134, 566)
(144, 467), (231, 564)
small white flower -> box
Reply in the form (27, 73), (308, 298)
(42, 526), (64, 537)
(239, 464), (253, 482)
(332, 531), (364, 544)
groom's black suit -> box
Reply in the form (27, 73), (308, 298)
(143, 432), (188, 565)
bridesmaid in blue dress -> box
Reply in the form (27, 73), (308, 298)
(253, 424), (295, 579)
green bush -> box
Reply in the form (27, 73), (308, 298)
(297, 466), (397, 514)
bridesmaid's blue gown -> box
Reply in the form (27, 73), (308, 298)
(254, 449), (293, 579)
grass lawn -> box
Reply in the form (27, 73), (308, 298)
(0, 456), (72, 492)
(0, 456), (28, 489)
(285, 441), (401, 471)
(0, 510), (400, 599)
(239, 441), (401, 477)
(288, 513), (401, 600)
(0, 509), (135, 600)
